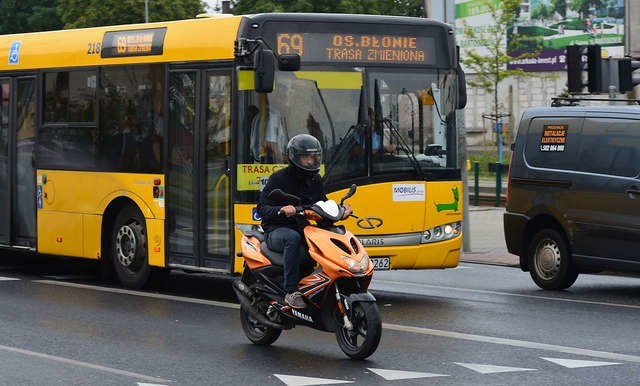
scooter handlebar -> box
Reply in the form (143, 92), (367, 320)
(277, 205), (306, 217)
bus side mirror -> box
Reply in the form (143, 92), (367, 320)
(254, 48), (275, 93)
(278, 54), (300, 71)
(457, 63), (467, 110)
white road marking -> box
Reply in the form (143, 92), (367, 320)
(541, 357), (621, 368)
(274, 374), (353, 385)
(0, 343), (171, 383)
(37, 279), (640, 364)
(367, 368), (448, 380)
(372, 279), (640, 310)
(42, 275), (94, 281)
(384, 322), (640, 363)
(35, 280), (239, 309)
(0, 276), (20, 281)
(454, 362), (536, 374)
(137, 383), (169, 386)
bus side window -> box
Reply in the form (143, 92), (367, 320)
(40, 70), (97, 169)
(99, 64), (164, 173)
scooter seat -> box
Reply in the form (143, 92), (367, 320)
(259, 241), (311, 269)
(260, 243), (285, 266)
(245, 229), (265, 242)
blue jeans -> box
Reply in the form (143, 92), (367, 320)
(267, 227), (303, 293)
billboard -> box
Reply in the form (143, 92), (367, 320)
(456, 0), (625, 72)
(626, 0), (640, 57)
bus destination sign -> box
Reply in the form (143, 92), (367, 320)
(101, 27), (167, 58)
(276, 33), (433, 65)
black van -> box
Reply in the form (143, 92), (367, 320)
(504, 106), (640, 289)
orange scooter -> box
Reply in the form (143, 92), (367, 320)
(233, 185), (381, 359)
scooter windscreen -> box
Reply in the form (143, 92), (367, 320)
(310, 200), (343, 221)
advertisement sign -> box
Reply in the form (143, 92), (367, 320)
(456, 0), (625, 72)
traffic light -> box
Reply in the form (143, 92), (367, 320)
(586, 45), (602, 93)
(566, 45), (602, 93)
(618, 58), (640, 92)
(566, 45), (584, 93)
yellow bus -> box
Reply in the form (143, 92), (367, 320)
(0, 13), (466, 288)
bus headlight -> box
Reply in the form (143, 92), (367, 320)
(420, 221), (461, 243)
(343, 254), (370, 274)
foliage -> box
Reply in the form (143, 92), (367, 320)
(0, 0), (62, 34)
(570, 0), (591, 17)
(58, 0), (206, 29)
(461, 0), (538, 118)
(230, 0), (424, 17)
(531, 3), (549, 20)
(569, 0), (615, 17)
(551, 0), (566, 19)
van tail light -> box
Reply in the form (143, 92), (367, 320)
(505, 148), (514, 203)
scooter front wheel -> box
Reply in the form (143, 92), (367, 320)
(336, 301), (382, 359)
(240, 304), (282, 346)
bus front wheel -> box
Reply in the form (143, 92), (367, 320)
(111, 204), (151, 289)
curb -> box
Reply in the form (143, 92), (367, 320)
(460, 251), (520, 268)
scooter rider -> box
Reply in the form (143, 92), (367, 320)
(258, 134), (351, 309)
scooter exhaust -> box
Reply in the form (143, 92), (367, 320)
(232, 280), (290, 330)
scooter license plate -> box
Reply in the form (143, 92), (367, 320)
(371, 257), (390, 270)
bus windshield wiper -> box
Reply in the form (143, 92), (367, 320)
(324, 86), (367, 176)
(310, 80), (336, 148)
(373, 79), (423, 176)
(381, 117), (424, 176)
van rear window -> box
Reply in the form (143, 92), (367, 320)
(524, 117), (582, 170)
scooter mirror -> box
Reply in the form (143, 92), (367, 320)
(267, 189), (301, 205)
(339, 184), (357, 205)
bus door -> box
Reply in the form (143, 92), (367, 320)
(167, 68), (232, 271)
(0, 76), (36, 248)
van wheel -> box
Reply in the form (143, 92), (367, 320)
(111, 204), (151, 289)
(527, 228), (578, 290)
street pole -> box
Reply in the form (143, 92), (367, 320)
(609, 85), (617, 105)
(497, 118), (503, 164)
(145, 0), (149, 23)
(426, 0), (471, 252)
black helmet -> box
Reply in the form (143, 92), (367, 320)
(287, 134), (322, 174)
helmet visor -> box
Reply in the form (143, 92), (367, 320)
(296, 151), (322, 171)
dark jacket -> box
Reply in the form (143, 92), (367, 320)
(257, 166), (327, 234)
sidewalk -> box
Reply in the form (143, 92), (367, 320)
(459, 206), (520, 267)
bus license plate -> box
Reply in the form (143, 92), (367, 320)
(371, 257), (390, 270)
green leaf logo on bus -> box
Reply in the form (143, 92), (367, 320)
(435, 186), (459, 212)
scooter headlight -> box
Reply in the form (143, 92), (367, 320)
(343, 254), (370, 274)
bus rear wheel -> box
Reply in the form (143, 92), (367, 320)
(111, 204), (151, 289)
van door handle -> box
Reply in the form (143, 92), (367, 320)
(626, 187), (640, 198)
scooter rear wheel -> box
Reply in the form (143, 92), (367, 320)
(240, 304), (282, 346)
(336, 302), (382, 359)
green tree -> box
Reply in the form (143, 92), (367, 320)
(58, 0), (206, 29)
(531, 3), (549, 20)
(0, 0), (62, 34)
(570, 0), (588, 18)
(461, 0), (537, 124)
(551, 0), (567, 19)
(230, 0), (424, 17)
(570, 0), (607, 18)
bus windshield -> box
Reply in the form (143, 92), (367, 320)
(237, 66), (458, 191)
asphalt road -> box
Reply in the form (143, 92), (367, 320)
(0, 253), (639, 385)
